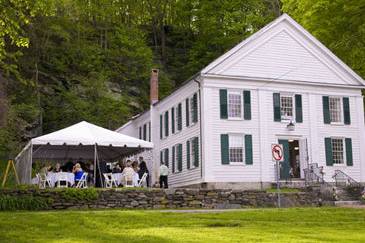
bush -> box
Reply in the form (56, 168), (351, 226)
(0, 195), (51, 211)
(60, 188), (99, 201)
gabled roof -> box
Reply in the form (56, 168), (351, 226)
(201, 14), (365, 86)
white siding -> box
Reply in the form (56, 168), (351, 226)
(202, 77), (365, 183)
(156, 81), (202, 187)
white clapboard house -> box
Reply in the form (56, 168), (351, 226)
(117, 14), (365, 189)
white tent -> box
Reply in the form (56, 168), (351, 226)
(15, 121), (153, 185)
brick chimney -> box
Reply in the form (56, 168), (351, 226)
(150, 69), (159, 105)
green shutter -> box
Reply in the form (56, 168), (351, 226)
(343, 97), (351, 125)
(186, 140), (190, 169)
(160, 150), (163, 164)
(325, 137), (333, 166)
(139, 127), (142, 139)
(185, 98), (190, 127)
(164, 111), (169, 137)
(164, 148), (169, 168)
(172, 146), (175, 173)
(148, 122), (151, 142)
(345, 138), (353, 166)
(192, 93), (198, 123)
(273, 93), (281, 122)
(178, 103), (182, 130)
(221, 134), (229, 164)
(295, 94), (303, 123)
(160, 115), (163, 139)
(220, 89), (228, 119)
(245, 135), (253, 165)
(178, 144), (183, 171)
(323, 96), (330, 124)
(243, 90), (251, 120)
(171, 107), (175, 134)
(143, 124), (147, 140)
(193, 137), (199, 167)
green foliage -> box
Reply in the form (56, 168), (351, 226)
(0, 195), (51, 211)
(281, 0), (365, 79)
(59, 188), (99, 201)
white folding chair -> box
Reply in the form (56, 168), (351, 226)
(37, 173), (52, 189)
(123, 173), (134, 188)
(103, 173), (118, 188)
(56, 173), (69, 188)
(138, 173), (148, 187)
(76, 173), (88, 188)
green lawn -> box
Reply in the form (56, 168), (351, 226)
(0, 208), (364, 242)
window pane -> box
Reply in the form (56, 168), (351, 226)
(332, 138), (344, 164)
(280, 96), (293, 119)
(228, 93), (242, 118)
(229, 135), (244, 162)
(329, 97), (341, 123)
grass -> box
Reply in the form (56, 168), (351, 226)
(0, 207), (364, 242)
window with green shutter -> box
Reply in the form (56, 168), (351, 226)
(343, 97), (351, 125)
(186, 140), (190, 169)
(172, 146), (175, 173)
(178, 103), (182, 130)
(295, 94), (303, 123)
(220, 89), (228, 119)
(143, 124), (147, 140)
(273, 93), (281, 122)
(221, 134), (229, 164)
(243, 90), (251, 120)
(171, 107), (175, 134)
(245, 135), (253, 165)
(160, 115), (163, 139)
(192, 93), (198, 123)
(324, 137), (333, 166)
(193, 137), (199, 167)
(164, 148), (169, 168)
(322, 96), (330, 124)
(185, 98), (190, 127)
(148, 122), (151, 142)
(164, 111), (169, 137)
(178, 143), (183, 172)
(345, 138), (353, 166)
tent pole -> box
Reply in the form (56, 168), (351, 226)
(94, 144), (97, 186)
(96, 146), (104, 188)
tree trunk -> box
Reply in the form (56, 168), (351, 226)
(0, 73), (8, 128)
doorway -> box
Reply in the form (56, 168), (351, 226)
(278, 139), (300, 180)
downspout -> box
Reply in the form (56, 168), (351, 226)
(193, 77), (203, 179)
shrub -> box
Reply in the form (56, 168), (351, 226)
(60, 188), (99, 201)
(0, 195), (51, 211)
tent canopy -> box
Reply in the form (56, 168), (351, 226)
(15, 121), (153, 184)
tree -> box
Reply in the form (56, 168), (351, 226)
(282, 0), (365, 79)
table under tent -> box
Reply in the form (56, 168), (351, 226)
(15, 121), (153, 187)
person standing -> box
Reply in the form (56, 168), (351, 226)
(159, 162), (169, 188)
(138, 159), (149, 187)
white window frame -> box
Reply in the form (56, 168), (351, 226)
(189, 96), (196, 126)
(160, 113), (165, 140)
(329, 96), (343, 124)
(227, 90), (243, 120)
(331, 137), (346, 166)
(174, 105), (181, 134)
(280, 93), (295, 121)
(188, 137), (199, 170)
(228, 133), (245, 165)
(173, 144), (181, 173)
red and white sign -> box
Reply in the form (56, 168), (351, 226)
(272, 144), (284, 162)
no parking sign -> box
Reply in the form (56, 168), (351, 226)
(271, 144), (284, 162)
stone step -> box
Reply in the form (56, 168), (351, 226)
(334, 200), (362, 206)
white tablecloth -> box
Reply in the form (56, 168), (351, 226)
(48, 172), (75, 187)
(111, 172), (139, 186)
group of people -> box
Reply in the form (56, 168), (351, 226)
(112, 157), (150, 187)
